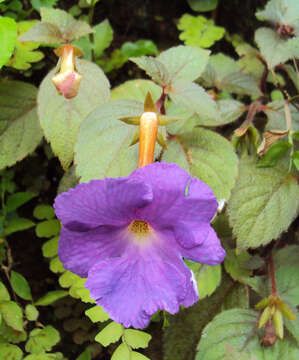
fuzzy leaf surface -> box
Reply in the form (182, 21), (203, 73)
(0, 17), (17, 69)
(228, 156), (299, 249)
(38, 60), (110, 170)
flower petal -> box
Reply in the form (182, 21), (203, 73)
(178, 227), (226, 265)
(54, 178), (153, 231)
(58, 226), (127, 277)
(85, 240), (198, 328)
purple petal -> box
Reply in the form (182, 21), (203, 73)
(178, 227), (226, 265)
(58, 226), (127, 277)
(54, 178), (153, 230)
(85, 240), (198, 329)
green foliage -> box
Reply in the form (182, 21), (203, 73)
(11, 270), (32, 301)
(0, 282), (10, 301)
(33, 205), (55, 220)
(6, 192), (35, 213)
(122, 40), (158, 58)
(187, 0), (218, 12)
(35, 290), (68, 306)
(0, 343), (23, 360)
(258, 141), (292, 167)
(0, 81), (42, 170)
(85, 305), (110, 323)
(228, 156), (299, 249)
(0, 301), (23, 331)
(42, 236), (58, 258)
(162, 127), (238, 200)
(25, 326), (60, 353)
(38, 60), (110, 169)
(95, 321), (123, 346)
(93, 19), (113, 57)
(123, 329), (152, 349)
(5, 218), (35, 236)
(25, 304), (39, 321)
(0, 17), (17, 69)
(35, 219), (60, 238)
(178, 14), (225, 48)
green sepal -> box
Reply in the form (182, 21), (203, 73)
(273, 308), (284, 339)
(129, 130), (140, 146)
(158, 115), (181, 125)
(258, 306), (272, 328)
(118, 116), (140, 125)
(144, 92), (156, 112)
(255, 297), (271, 309)
(157, 131), (167, 149)
(278, 301), (296, 321)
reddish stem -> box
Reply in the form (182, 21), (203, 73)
(155, 86), (166, 115)
(269, 252), (277, 297)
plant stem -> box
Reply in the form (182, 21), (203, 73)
(269, 252), (277, 297)
(155, 86), (166, 115)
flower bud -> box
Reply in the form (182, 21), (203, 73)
(52, 45), (83, 99)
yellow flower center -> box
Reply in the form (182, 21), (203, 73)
(129, 220), (151, 236)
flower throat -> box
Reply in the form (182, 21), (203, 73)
(129, 220), (151, 236)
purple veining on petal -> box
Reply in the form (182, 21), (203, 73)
(55, 162), (226, 328)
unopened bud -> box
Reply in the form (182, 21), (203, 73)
(52, 45), (83, 99)
(273, 308), (284, 339)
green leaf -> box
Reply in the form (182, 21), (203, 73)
(49, 256), (64, 273)
(76, 349), (91, 360)
(35, 290), (68, 306)
(0, 343), (23, 360)
(0, 301), (23, 331)
(24, 354), (64, 360)
(0, 81), (42, 170)
(228, 156), (299, 250)
(255, 27), (299, 69)
(158, 45), (210, 83)
(167, 99), (245, 134)
(40, 8), (93, 41)
(197, 265), (221, 299)
(284, 307), (299, 346)
(0, 17), (17, 70)
(75, 99), (142, 182)
(5, 218), (35, 236)
(178, 14), (225, 48)
(258, 141), (291, 167)
(95, 322), (123, 346)
(7, 21), (44, 70)
(25, 304), (39, 321)
(292, 151), (299, 170)
(111, 343), (130, 360)
(11, 271), (32, 301)
(168, 81), (219, 123)
(0, 282), (10, 301)
(35, 219), (60, 238)
(42, 236), (58, 258)
(19, 22), (63, 44)
(264, 100), (299, 132)
(38, 59), (110, 170)
(93, 19), (113, 57)
(123, 329), (151, 349)
(68, 278), (94, 303)
(275, 266), (299, 306)
(25, 325), (60, 354)
(131, 353), (151, 360)
(33, 205), (55, 220)
(0, 321), (27, 344)
(31, 0), (58, 12)
(187, 0), (218, 12)
(224, 250), (252, 283)
(58, 270), (79, 288)
(162, 127), (238, 200)
(110, 79), (161, 102)
(201, 54), (261, 97)
(122, 40), (158, 58)
(85, 305), (109, 323)
(6, 192), (36, 213)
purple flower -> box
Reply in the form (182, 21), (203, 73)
(54, 162), (225, 329)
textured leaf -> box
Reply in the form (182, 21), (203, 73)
(157, 45), (210, 83)
(167, 99), (245, 134)
(31, 0), (58, 12)
(95, 322), (123, 346)
(255, 28), (299, 68)
(0, 17), (17, 69)
(258, 141), (291, 167)
(196, 309), (260, 360)
(25, 305), (39, 322)
(85, 305), (109, 323)
(0, 343), (23, 360)
(130, 57), (170, 86)
(5, 218), (35, 236)
(162, 128), (238, 200)
(35, 219), (60, 238)
(111, 343), (130, 360)
(8, 21), (44, 70)
(49, 257), (64, 273)
(40, 8), (93, 41)
(0, 301), (23, 331)
(264, 100), (299, 132)
(0, 321), (27, 344)
(19, 22), (63, 44)
(24, 353), (64, 360)
(201, 54), (261, 97)
(42, 236), (58, 258)
(25, 326), (60, 354)
(0, 81), (42, 170)
(224, 250), (252, 283)
(33, 205), (55, 220)
(122, 40), (158, 58)
(275, 266), (299, 306)
(187, 0), (218, 12)
(123, 329), (152, 349)
(0, 282), (10, 301)
(35, 290), (68, 306)
(11, 271), (32, 301)
(228, 156), (299, 250)
(131, 353), (151, 360)
(93, 19), (113, 57)
(38, 60), (110, 170)
(6, 192), (36, 213)
(168, 81), (219, 123)
(58, 270), (79, 288)
(75, 99), (142, 182)
(178, 14), (225, 48)
(111, 79), (161, 102)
